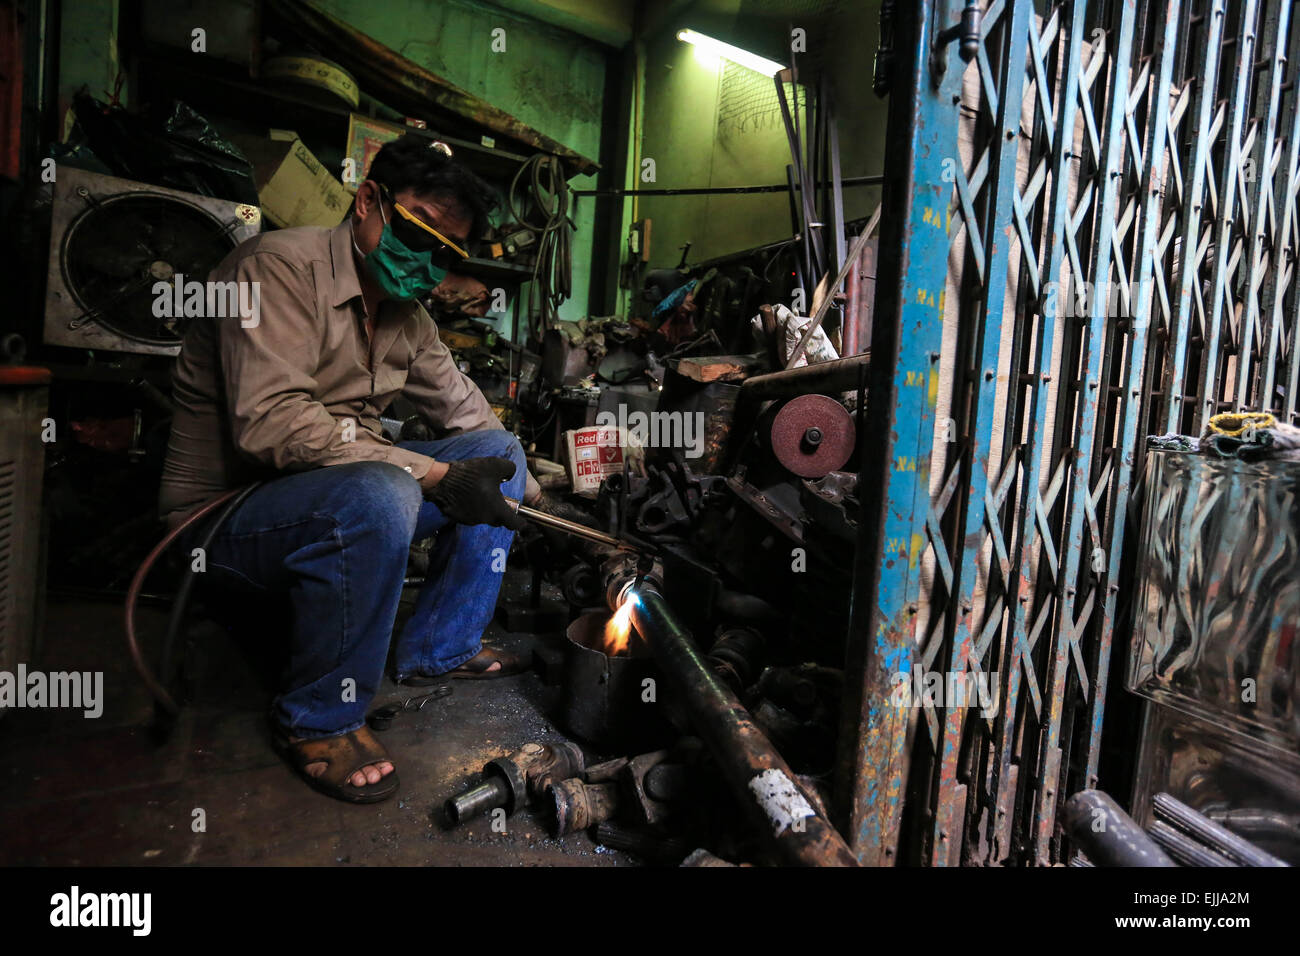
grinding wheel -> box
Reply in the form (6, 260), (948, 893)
(769, 394), (855, 478)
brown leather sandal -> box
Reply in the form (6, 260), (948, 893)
(397, 645), (528, 686)
(448, 645), (529, 680)
(275, 725), (400, 804)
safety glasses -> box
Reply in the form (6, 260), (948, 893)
(378, 184), (472, 265)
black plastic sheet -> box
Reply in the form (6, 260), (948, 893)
(69, 93), (259, 205)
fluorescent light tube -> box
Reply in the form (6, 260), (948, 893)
(676, 29), (784, 76)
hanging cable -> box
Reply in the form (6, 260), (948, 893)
(508, 154), (573, 335)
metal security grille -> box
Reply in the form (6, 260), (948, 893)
(841, 0), (1300, 865)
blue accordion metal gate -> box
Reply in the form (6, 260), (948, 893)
(840, 0), (1300, 865)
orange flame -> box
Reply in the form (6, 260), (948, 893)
(602, 596), (635, 656)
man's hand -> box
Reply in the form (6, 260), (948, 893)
(422, 457), (526, 530)
(430, 273), (491, 317)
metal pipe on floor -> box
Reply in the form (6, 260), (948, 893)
(627, 585), (859, 867)
(1146, 820), (1235, 867)
(1153, 792), (1288, 867)
(1063, 790), (1175, 867)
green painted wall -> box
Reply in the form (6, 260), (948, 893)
(58, 0), (125, 121)
(318, 0), (608, 323)
(634, 26), (791, 269)
(631, 3), (885, 288)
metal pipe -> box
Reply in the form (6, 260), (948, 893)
(628, 585), (858, 867)
(1146, 820), (1235, 867)
(1153, 792), (1288, 867)
(447, 778), (511, 824)
(784, 207), (880, 370)
(739, 352), (872, 403)
(844, 248), (861, 357)
(1062, 790), (1175, 867)
(517, 504), (654, 553)
(571, 174), (884, 198)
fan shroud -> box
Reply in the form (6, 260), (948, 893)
(44, 168), (261, 356)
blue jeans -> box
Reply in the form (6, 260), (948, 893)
(190, 430), (527, 739)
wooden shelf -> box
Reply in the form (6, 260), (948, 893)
(134, 46), (539, 183)
(455, 257), (536, 286)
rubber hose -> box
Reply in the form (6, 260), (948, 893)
(125, 483), (261, 715)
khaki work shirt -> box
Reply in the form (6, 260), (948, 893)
(158, 221), (503, 527)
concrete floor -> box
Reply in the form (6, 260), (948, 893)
(0, 571), (636, 867)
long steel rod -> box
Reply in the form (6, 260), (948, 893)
(1153, 792), (1289, 867)
(517, 505), (650, 552)
(571, 175), (884, 198)
(1063, 790), (1176, 867)
(784, 207), (883, 369)
(629, 586), (858, 867)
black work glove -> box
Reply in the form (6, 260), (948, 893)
(427, 457), (527, 531)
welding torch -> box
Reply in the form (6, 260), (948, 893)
(510, 499), (656, 554)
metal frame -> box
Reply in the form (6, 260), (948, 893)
(844, 0), (1300, 865)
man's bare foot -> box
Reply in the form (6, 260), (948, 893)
(289, 735), (394, 789)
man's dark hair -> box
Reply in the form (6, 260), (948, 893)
(366, 133), (496, 245)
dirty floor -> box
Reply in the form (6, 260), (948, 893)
(0, 570), (636, 867)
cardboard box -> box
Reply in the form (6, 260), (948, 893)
(563, 426), (641, 496)
(233, 132), (351, 229)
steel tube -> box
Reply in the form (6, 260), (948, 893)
(447, 778), (510, 824)
(1147, 820), (1235, 867)
(738, 352), (872, 402)
(1062, 790), (1175, 867)
(1153, 792), (1288, 867)
(518, 504), (652, 553)
(784, 210), (880, 369)
(629, 585), (858, 867)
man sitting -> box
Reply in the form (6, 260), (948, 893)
(159, 134), (536, 803)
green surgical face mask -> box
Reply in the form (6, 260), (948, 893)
(359, 202), (448, 301)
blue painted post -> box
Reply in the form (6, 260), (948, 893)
(840, 0), (965, 866)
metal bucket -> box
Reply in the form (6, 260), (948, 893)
(561, 610), (672, 752)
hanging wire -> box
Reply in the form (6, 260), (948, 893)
(508, 154), (574, 335)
